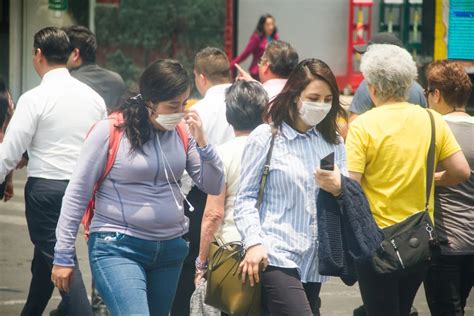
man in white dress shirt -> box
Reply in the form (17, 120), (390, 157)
(259, 40), (299, 101)
(172, 47), (233, 316)
(0, 27), (106, 316)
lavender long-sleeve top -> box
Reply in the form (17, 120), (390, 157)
(54, 119), (224, 266)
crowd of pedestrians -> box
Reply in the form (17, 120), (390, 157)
(0, 14), (472, 316)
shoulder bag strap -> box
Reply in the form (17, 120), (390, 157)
(425, 110), (436, 211)
(255, 126), (278, 209)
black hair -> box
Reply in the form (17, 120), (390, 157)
(63, 25), (97, 63)
(119, 59), (191, 152)
(0, 77), (10, 129)
(225, 81), (267, 131)
(256, 14), (277, 37)
(33, 27), (72, 65)
(194, 47), (230, 84)
(268, 59), (347, 145)
(264, 40), (299, 78)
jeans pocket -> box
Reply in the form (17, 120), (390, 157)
(95, 232), (126, 242)
(166, 237), (190, 262)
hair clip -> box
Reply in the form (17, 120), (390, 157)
(130, 94), (142, 101)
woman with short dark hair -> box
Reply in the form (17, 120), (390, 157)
(52, 59), (224, 316)
(231, 14), (279, 80)
(234, 59), (347, 315)
(423, 60), (474, 316)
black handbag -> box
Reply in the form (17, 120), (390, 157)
(371, 110), (438, 274)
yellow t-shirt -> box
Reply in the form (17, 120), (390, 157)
(346, 102), (461, 228)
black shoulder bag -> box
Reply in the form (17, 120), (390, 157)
(371, 110), (438, 274)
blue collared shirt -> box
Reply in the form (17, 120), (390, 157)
(234, 122), (347, 282)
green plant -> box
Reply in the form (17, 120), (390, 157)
(95, 0), (225, 88)
(105, 49), (141, 90)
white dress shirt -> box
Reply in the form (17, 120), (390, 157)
(262, 78), (287, 101)
(191, 84), (234, 146)
(0, 68), (107, 181)
(181, 84), (234, 195)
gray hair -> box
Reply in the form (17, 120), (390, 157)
(264, 40), (299, 78)
(360, 44), (417, 101)
(225, 81), (267, 131)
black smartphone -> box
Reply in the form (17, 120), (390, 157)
(320, 152), (335, 171)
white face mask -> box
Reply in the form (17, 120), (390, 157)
(298, 101), (332, 126)
(155, 113), (184, 130)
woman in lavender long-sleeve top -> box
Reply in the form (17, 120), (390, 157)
(231, 14), (279, 80)
(51, 59), (224, 316)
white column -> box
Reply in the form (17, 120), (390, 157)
(89, 0), (96, 33)
(9, 0), (23, 102)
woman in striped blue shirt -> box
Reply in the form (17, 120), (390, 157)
(234, 59), (348, 315)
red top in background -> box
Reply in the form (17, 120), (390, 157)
(231, 32), (280, 78)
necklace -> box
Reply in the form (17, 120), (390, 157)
(445, 108), (466, 115)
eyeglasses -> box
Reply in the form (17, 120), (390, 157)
(424, 88), (435, 98)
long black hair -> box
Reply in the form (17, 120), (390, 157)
(255, 14), (277, 37)
(267, 59), (347, 145)
(118, 59), (191, 152)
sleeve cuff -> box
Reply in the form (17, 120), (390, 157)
(196, 144), (217, 161)
(53, 251), (75, 267)
(244, 235), (263, 250)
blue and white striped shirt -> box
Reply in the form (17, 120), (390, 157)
(234, 122), (347, 283)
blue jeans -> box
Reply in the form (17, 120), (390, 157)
(88, 232), (189, 316)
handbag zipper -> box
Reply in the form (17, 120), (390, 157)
(390, 239), (406, 269)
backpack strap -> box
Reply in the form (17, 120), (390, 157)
(81, 112), (124, 239)
(100, 112), (124, 183)
(175, 122), (189, 153)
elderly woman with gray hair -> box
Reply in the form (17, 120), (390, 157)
(194, 80), (268, 287)
(342, 44), (470, 315)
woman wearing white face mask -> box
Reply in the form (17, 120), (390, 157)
(51, 59), (224, 316)
(234, 59), (348, 315)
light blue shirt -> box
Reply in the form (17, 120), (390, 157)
(234, 123), (347, 283)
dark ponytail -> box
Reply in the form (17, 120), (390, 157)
(118, 59), (191, 152)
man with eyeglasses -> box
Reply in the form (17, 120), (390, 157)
(235, 40), (299, 101)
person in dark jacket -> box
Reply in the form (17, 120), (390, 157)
(316, 176), (383, 285)
(64, 25), (126, 112)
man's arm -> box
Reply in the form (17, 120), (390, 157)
(348, 81), (374, 124)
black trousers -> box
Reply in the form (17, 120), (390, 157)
(355, 260), (428, 316)
(262, 266), (321, 316)
(171, 186), (208, 316)
(21, 177), (92, 316)
(424, 254), (474, 316)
